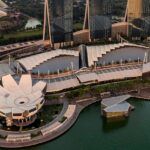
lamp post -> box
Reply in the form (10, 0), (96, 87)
(120, 58), (123, 66)
(143, 52), (148, 64)
(71, 62), (74, 74)
(38, 70), (40, 77)
(17, 63), (19, 75)
(112, 60), (114, 66)
(57, 69), (60, 76)
(48, 70), (50, 83)
(8, 54), (11, 66)
(20, 68), (22, 75)
(129, 58), (131, 63)
(71, 62), (74, 71)
(103, 61), (105, 67)
(48, 70), (50, 77)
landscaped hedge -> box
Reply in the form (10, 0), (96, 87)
(66, 78), (150, 100)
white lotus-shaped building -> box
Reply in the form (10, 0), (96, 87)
(0, 74), (47, 126)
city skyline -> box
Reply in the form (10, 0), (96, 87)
(1, 0), (150, 149)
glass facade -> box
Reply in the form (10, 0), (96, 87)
(89, 0), (112, 40)
(143, 0), (150, 37)
(128, 0), (150, 39)
(49, 0), (73, 43)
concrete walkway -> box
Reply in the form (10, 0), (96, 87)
(0, 97), (99, 148)
(131, 87), (150, 100)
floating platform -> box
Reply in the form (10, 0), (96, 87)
(101, 95), (134, 119)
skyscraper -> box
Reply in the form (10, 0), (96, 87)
(126, 0), (150, 39)
(43, 0), (73, 46)
(83, 0), (112, 41)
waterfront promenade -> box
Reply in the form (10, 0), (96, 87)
(0, 86), (150, 148)
(131, 87), (150, 100)
(0, 97), (99, 148)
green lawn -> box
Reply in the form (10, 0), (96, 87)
(39, 104), (63, 125)
(0, 29), (43, 45)
(4, 29), (42, 39)
(66, 78), (150, 101)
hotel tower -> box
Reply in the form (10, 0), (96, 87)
(83, 0), (113, 41)
(43, 0), (73, 47)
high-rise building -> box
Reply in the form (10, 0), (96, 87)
(143, 0), (150, 37)
(83, 0), (112, 41)
(43, 0), (73, 46)
(126, 0), (150, 39)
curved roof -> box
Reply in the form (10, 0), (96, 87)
(86, 42), (149, 67)
(0, 9), (7, 17)
(0, 0), (8, 8)
(0, 74), (46, 119)
(17, 49), (79, 71)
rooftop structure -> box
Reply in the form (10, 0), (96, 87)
(77, 72), (99, 84)
(101, 95), (131, 107)
(0, 74), (47, 127)
(47, 77), (80, 92)
(17, 49), (79, 71)
(16, 42), (149, 73)
(46, 64), (144, 93)
(101, 95), (132, 118)
(104, 102), (131, 114)
(97, 65), (142, 82)
(85, 42), (149, 67)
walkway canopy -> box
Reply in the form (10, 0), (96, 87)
(77, 72), (99, 84)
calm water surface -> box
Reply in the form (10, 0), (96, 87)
(1, 99), (150, 150)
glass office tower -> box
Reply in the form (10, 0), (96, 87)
(89, 0), (112, 40)
(48, 0), (73, 43)
(128, 0), (150, 39)
(143, 0), (150, 37)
